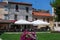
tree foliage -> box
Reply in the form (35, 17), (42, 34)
(52, 0), (60, 7)
(52, 0), (60, 22)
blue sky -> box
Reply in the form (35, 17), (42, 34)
(0, 0), (52, 14)
(14, 0), (52, 14)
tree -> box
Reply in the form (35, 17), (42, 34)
(51, 0), (60, 22)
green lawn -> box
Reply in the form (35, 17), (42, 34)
(0, 32), (60, 40)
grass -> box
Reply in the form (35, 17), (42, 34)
(0, 32), (60, 40)
(0, 34), (20, 40)
(37, 33), (60, 40)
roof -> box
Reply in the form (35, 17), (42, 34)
(0, 2), (7, 6)
(0, 20), (16, 23)
(9, 2), (32, 6)
(32, 11), (52, 17)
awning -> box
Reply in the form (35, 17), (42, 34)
(0, 20), (16, 23)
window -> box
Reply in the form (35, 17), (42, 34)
(4, 5), (8, 11)
(43, 18), (45, 21)
(14, 14), (17, 20)
(54, 24), (56, 27)
(15, 5), (19, 12)
(26, 7), (29, 12)
(4, 14), (8, 20)
(35, 18), (37, 20)
(26, 15), (28, 20)
(47, 18), (49, 23)
(58, 24), (60, 27)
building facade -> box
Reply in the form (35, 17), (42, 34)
(0, 0), (32, 21)
(0, 0), (54, 31)
(0, 2), (8, 20)
(0, 0), (33, 32)
(8, 2), (32, 21)
(32, 10), (54, 30)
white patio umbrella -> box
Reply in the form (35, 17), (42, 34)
(32, 20), (50, 26)
(14, 19), (32, 31)
(54, 27), (60, 31)
(15, 19), (32, 24)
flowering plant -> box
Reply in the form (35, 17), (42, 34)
(25, 34), (31, 38)
(25, 33), (36, 39)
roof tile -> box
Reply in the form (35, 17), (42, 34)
(32, 11), (51, 17)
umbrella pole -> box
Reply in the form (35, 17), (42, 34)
(26, 25), (27, 29)
(21, 25), (22, 32)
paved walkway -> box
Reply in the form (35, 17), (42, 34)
(4, 32), (50, 34)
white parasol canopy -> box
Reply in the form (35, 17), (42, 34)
(54, 27), (60, 31)
(32, 20), (50, 26)
(15, 19), (32, 24)
(0, 38), (2, 40)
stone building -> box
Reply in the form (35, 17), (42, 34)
(0, 0), (33, 32)
(32, 10), (54, 30)
(8, 2), (32, 21)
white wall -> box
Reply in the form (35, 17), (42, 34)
(52, 7), (55, 16)
(0, 4), (8, 19)
(9, 4), (32, 21)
